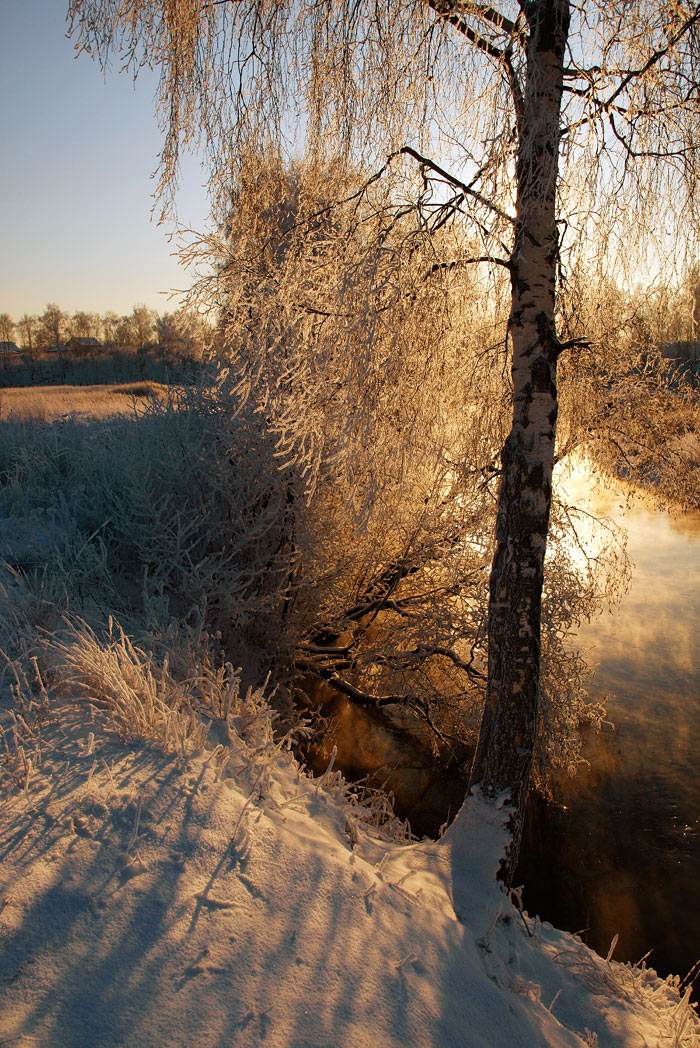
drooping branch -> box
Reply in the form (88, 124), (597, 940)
(424, 0), (525, 128)
(399, 146), (515, 225)
(602, 5), (700, 115)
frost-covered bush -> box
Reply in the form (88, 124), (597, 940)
(41, 615), (278, 762)
(181, 156), (623, 784)
(0, 607), (284, 796)
(0, 385), (300, 670)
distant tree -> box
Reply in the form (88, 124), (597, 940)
(155, 312), (183, 354)
(39, 303), (67, 349)
(115, 314), (135, 346)
(0, 313), (15, 343)
(17, 314), (38, 354)
(157, 307), (211, 358)
(132, 304), (157, 349)
(70, 310), (101, 340)
(101, 310), (119, 345)
(0, 313), (16, 367)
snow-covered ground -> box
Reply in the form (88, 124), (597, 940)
(0, 406), (697, 1046)
(1, 688), (698, 1048)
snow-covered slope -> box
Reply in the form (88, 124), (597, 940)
(1, 697), (697, 1048)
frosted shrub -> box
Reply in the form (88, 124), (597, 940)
(43, 617), (212, 755)
(0, 607), (284, 788)
(181, 157), (624, 784)
(0, 386), (299, 671)
(35, 616), (275, 763)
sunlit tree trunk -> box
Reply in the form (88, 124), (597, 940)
(469, 0), (570, 884)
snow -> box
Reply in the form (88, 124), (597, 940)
(1, 691), (698, 1048)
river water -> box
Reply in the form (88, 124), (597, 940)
(516, 463), (700, 989)
(304, 462), (700, 987)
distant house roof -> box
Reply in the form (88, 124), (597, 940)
(47, 344), (68, 353)
(0, 341), (21, 355)
(66, 336), (102, 349)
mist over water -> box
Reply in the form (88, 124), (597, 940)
(518, 462), (700, 990)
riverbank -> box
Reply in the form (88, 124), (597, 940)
(1, 666), (698, 1048)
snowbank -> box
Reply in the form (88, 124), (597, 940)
(1, 690), (697, 1048)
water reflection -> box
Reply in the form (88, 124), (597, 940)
(300, 685), (470, 838)
(518, 461), (700, 991)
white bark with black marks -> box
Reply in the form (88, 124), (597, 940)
(469, 0), (570, 884)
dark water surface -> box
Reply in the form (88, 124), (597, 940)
(302, 689), (470, 837)
(517, 468), (700, 989)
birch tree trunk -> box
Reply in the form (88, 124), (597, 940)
(469, 0), (570, 884)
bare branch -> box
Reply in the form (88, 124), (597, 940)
(424, 255), (511, 278)
(424, 0), (525, 128)
(454, 1), (519, 37)
(603, 6), (700, 115)
(424, 0), (507, 60)
(295, 663), (408, 708)
(413, 643), (486, 678)
(399, 146), (515, 225)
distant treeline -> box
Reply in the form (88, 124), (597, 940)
(0, 301), (214, 387)
(0, 302), (213, 356)
(0, 345), (205, 389)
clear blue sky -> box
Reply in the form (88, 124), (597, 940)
(0, 0), (210, 319)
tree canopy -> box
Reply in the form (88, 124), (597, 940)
(69, 1), (700, 275)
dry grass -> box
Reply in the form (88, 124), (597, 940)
(0, 614), (276, 789)
(0, 382), (167, 423)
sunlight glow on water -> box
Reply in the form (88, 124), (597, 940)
(519, 461), (700, 988)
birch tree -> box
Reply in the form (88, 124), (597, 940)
(17, 314), (37, 355)
(0, 313), (14, 344)
(68, 0), (700, 880)
(39, 303), (67, 349)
